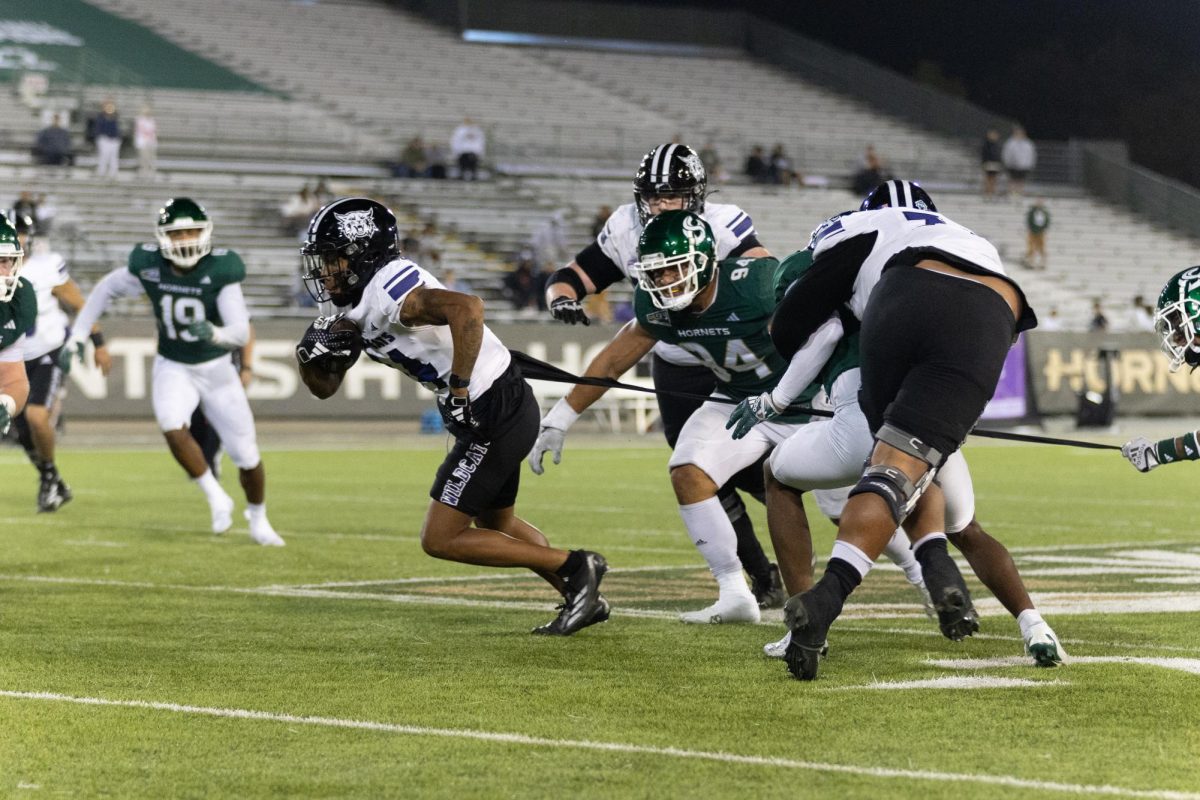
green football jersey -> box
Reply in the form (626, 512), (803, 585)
(128, 245), (246, 364)
(0, 277), (37, 353)
(634, 256), (818, 419)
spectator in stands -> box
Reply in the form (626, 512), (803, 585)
(32, 114), (73, 166)
(134, 106), (158, 177)
(590, 205), (612, 239)
(425, 140), (448, 179)
(313, 178), (334, 206)
(1002, 125), (1037, 197)
(745, 145), (769, 184)
(768, 143), (794, 186)
(417, 221), (443, 263)
(852, 144), (891, 195)
(400, 228), (421, 257)
(530, 211), (568, 268)
(450, 117), (485, 181)
(441, 268), (472, 295)
(1040, 306), (1065, 332)
(1089, 300), (1109, 332)
(1129, 295), (1156, 332)
(93, 100), (122, 178)
(699, 142), (728, 184)
(394, 136), (427, 178)
(980, 128), (1003, 197)
(280, 185), (319, 237)
(502, 250), (539, 310)
(1023, 198), (1050, 270)
(34, 194), (56, 236)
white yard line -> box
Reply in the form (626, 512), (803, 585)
(0, 689), (1195, 800)
(287, 563), (705, 589)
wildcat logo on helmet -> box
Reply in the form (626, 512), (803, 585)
(334, 210), (378, 240)
(681, 151), (706, 181)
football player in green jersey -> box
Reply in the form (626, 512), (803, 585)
(0, 214), (35, 435)
(1123, 266), (1200, 472)
(530, 211), (923, 624)
(63, 199), (283, 545)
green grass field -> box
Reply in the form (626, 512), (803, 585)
(2, 437), (1200, 798)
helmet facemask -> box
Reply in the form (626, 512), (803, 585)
(302, 242), (361, 306)
(635, 248), (709, 311)
(156, 220), (213, 269)
(0, 239), (23, 303)
(1155, 299), (1200, 372)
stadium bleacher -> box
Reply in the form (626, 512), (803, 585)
(0, 0), (1192, 330)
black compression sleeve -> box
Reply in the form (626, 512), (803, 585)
(728, 234), (762, 258)
(770, 232), (877, 359)
(549, 266), (587, 299)
(574, 242), (626, 293)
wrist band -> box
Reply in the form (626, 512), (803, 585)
(89, 332), (106, 347)
(448, 373), (470, 390)
(543, 397), (580, 431)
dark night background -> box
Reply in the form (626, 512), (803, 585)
(649, 0), (1200, 189)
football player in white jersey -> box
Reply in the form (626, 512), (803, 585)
(543, 142), (784, 607)
(0, 214), (33, 436)
(769, 180), (1056, 680)
(295, 198), (608, 637)
(8, 213), (111, 511)
(745, 193), (1061, 666)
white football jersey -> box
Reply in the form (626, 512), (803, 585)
(811, 207), (1021, 324)
(0, 334), (24, 363)
(338, 258), (511, 401)
(598, 201), (758, 365)
(597, 201), (757, 281)
(19, 250), (70, 359)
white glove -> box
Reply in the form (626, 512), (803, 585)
(528, 398), (580, 475)
(1121, 437), (1160, 473)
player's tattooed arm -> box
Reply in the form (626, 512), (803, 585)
(400, 286), (485, 387)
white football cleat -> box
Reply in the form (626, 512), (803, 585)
(209, 493), (235, 534)
(916, 580), (937, 620)
(1024, 621), (1066, 667)
(763, 629), (791, 658)
(246, 510), (285, 547)
(679, 594), (760, 624)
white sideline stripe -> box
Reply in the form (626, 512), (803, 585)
(845, 626), (1200, 656)
(826, 676), (1060, 691)
(2, 689), (1196, 800)
(288, 564), (704, 589)
(929, 655), (1200, 676)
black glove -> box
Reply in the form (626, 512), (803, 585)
(440, 394), (483, 440)
(296, 316), (362, 372)
(549, 296), (591, 326)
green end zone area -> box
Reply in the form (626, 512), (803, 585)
(0, 0), (268, 90)
(1, 443), (1199, 798)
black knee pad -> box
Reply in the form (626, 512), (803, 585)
(848, 465), (913, 524)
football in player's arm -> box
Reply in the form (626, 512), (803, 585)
(62, 198), (282, 545)
(1123, 266), (1200, 472)
(295, 197), (608, 637)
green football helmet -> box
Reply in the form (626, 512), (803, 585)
(156, 197), (213, 269)
(1154, 266), (1200, 371)
(0, 214), (24, 303)
(635, 210), (716, 311)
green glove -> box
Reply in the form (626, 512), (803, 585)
(725, 391), (784, 440)
(187, 320), (215, 341)
(58, 339), (86, 374)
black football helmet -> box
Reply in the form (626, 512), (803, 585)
(860, 179), (937, 213)
(301, 197), (400, 305)
(633, 143), (708, 225)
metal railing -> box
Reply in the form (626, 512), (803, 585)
(1081, 144), (1200, 240)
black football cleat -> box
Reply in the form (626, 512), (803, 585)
(752, 563), (786, 610)
(56, 477), (73, 507)
(37, 474), (65, 513)
(932, 586), (980, 642)
(531, 551), (608, 636)
(783, 591), (833, 681)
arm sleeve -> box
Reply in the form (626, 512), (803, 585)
(573, 241), (625, 292)
(210, 283), (250, 349)
(69, 268), (144, 340)
(770, 233), (875, 359)
(769, 314), (843, 407)
(727, 234), (763, 258)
